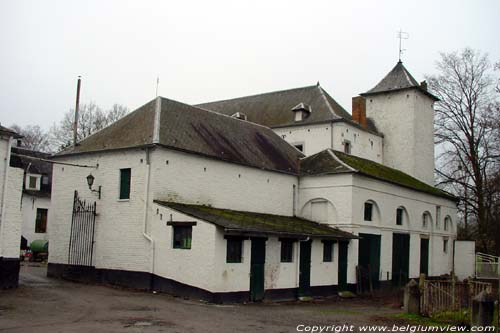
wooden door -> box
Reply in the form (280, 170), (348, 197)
(250, 238), (266, 301)
(338, 241), (349, 291)
(420, 238), (429, 276)
(392, 233), (410, 287)
(299, 240), (312, 297)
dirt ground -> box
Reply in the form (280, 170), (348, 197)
(0, 264), (405, 332)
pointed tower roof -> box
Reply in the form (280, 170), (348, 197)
(361, 61), (439, 101)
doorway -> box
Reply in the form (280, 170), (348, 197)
(250, 238), (266, 301)
(392, 233), (410, 287)
(298, 240), (312, 297)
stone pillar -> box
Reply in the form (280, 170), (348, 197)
(403, 279), (420, 314)
(471, 291), (495, 327)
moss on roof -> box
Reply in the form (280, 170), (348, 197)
(301, 149), (457, 201)
(155, 201), (357, 240)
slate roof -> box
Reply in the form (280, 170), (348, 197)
(55, 97), (303, 174)
(362, 61), (439, 101)
(10, 147), (53, 197)
(300, 149), (456, 201)
(196, 85), (353, 128)
(155, 201), (357, 240)
(0, 125), (22, 138)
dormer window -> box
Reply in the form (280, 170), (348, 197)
(26, 174), (41, 191)
(291, 103), (311, 122)
(231, 112), (247, 121)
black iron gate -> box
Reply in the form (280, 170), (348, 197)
(68, 191), (97, 266)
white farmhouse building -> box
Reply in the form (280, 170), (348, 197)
(47, 62), (458, 302)
(0, 125), (24, 289)
(10, 147), (52, 248)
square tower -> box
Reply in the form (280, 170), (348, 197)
(361, 61), (439, 185)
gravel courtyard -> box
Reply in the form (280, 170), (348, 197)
(0, 264), (405, 332)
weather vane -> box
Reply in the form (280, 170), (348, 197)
(397, 29), (409, 62)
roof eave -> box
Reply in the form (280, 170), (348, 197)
(360, 86), (440, 102)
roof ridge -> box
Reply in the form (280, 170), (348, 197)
(328, 149), (357, 172)
(317, 86), (340, 119)
(195, 84), (319, 106)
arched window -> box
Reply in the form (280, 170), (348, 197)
(396, 206), (408, 226)
(363, 200), (380, 223)
(422, 212), (432, 229)
(444, 216), (452, 231)
(300, 198), (337, 224)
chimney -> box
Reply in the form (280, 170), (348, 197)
(73, 76), (81, 147)
(420, 80), (428, 91)
(352, 96), (367, 128)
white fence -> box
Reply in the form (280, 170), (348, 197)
(475, 252), (499, 279)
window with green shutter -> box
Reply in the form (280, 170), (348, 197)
(119, 168), (131, 199)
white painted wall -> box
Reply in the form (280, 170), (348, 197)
(273, 123), (332, 156)
(331, 123), (383, 163)
(272, 122), (383, 164)
(48, 149), (151, 273)
(298, 173), (457, 283)
(0, 167), (24, 258)
(0, 135), (24, 260)
(365, 89), (435, 185)
(149, 147), (297, 216)
(454, 241), (475, 281)
(21, 195), (50, 244)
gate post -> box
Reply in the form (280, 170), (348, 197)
(404, 279), (420, 314)
(471, 291), (495, 327)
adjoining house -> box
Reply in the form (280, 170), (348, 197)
(10, 147), (52, 249)
(0, 125), (24, 289)
(47, 61), (459, 302)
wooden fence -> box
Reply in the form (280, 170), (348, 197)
(420, 280), (492, 318)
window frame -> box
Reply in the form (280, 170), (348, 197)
(172, 225), (192, 249)
(364, 202), (373, 221)
(322, 241), (334, 262)
(396, 207), (404, 225)
(443, 238), (449, 253)
(119, 168), (131, 200)
(26, 173), (41, 191)
(280, 239), (295, 263)
(35, 208), (48, 233)
(226, 237), (243, 263)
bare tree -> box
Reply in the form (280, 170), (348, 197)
(10, 124), (51, 152)
(50, 102), (128, 151)
(427, 48), (500, 253)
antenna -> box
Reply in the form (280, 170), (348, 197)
(155, 76), (159, 97)
(397, 29), (409, 62)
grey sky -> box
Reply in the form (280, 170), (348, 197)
(1, 0), (499, 130)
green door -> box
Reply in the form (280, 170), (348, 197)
(338, 241), (349, 291)
(358, 234), (381, 291)
(420, 238), (429, 276)
(299, 240), (312, 297)
(392, 233), (410, 287)
(250, 238), (266, 301)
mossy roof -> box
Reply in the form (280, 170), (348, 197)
(300, 149), (457, 201)
(155, 201), (357, 240)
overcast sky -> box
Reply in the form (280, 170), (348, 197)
(1, 0), (499, 129)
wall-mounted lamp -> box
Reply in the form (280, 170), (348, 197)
(86, 173), (101, 199)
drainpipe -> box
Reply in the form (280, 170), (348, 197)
(142, 148), (154, 288)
